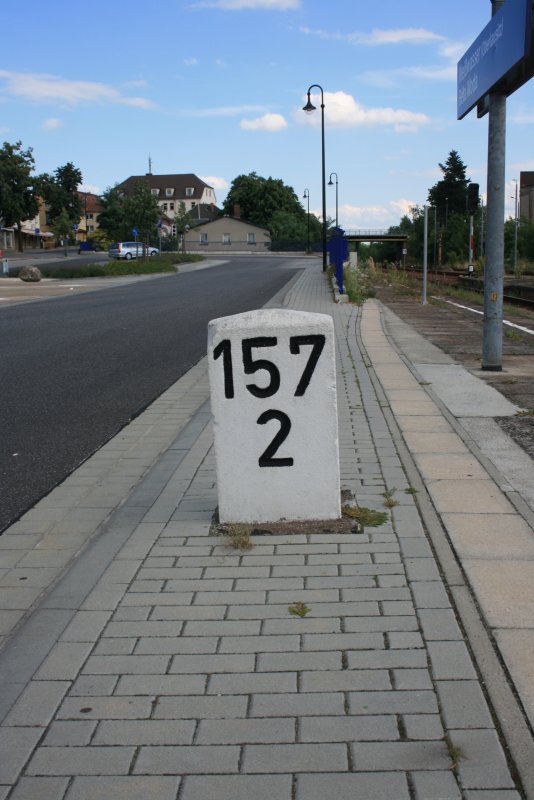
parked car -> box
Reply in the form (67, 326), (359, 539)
(78, 241), (101, 253)
(108, 242), (159, 260)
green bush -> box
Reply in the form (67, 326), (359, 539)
(8, 253), (204, 281)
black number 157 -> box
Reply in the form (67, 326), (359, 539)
(212, 334), (326, 468)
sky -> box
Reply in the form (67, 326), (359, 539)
(1, 0), (533, 230)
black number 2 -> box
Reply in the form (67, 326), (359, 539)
(257, 410), (293, 467)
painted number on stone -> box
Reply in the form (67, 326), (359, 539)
(213, 334), (326, 467)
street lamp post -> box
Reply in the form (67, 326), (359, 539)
(328, 172), (338, 229)
(512, 178), (519, 273)
(303, 189), (310, 253)
(303, 84), (327, 271)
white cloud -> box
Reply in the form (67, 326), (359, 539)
(179, 104), (267, 117)
(184, 58), (199, 66)
(0, 69), (154, 109)
(41, 117), (63, 130)
(300, 26), (444, 46)
(193, 0), (300, 8)
(340, 199), (417, 230)
(79, 183), (101, 195)
(200, 175), (229, 191)
(240, 112), (288, 131)
(299, 90), (430, 133)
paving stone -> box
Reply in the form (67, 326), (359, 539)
(57, 696), (152, 720)
(302, 632), (384, 651)
(135, 636), (218, 655)
(26, 746), (135, 775)
(295, 773), (410, 799)
(448, 729), (516, 789)
(0, 728), (43, 783)
(93, 719), (195, 745)
(4, 681), (71, 727)
(427, 641), (477, 680)
(343, 616), (418, 633)
(82, 654), (169, 675)
(153, 695), (248, 719)
(8, 777), (70, 800)
(251, 692), (345, 717)
(181, 775), (292, 800)
(348, 690), (438, 715)
(44, 720), (97, 746)
(218, 634), (300, 653)
(436, 680), (494, 729)
(243, 742), (347, 772)
(66, 776), (181, 800)
(207, 671), (297, 695)
(257, 651), (342, 672)
(133, 744), (239, 774)
(196, 717), (295, 744)
(411, 770), (462, 799)
(403, 714), (445, 740)
(115, 673), (207, 696)
(299, 714), (399, 742)
(351, 740), (450, 770)
(418, 608), (463, 641)
(411, 581), (452, 609)
(347, 650), (427, 669)
(69, 676), (118, 696)
(262, 617), (340, 634)
(300, 669), (391, 692)
(93, 638), (136, 655)
(182, 620), (261, 636)
(392, 669), (433, 690)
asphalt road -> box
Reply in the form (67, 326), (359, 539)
(0, 256), (302, 533)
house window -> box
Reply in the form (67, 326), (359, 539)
(247, 233), (256, 245)
(169, 203), (175, 211)
(163, 203), (168, 212)
(191, 201), (196, 208)
(165, 188), (174, 197)
(185, 187), (194, 197)
(87, 225), (94, 234)
(200, 233), (208, 245)
(222, 233), (231, 245)
(151, 188), (159, 196)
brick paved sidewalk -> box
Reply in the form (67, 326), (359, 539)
(0, 261), (526, 799)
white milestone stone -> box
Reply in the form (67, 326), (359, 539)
(208, 308), (341, 523)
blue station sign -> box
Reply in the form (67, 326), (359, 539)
(457, 0), (533, 119)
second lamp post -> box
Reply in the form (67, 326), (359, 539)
(328, 172), (338, 229)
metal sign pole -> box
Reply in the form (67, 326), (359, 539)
(422, 205), (428, 305)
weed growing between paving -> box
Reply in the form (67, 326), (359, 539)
(342, 505), (389, 533)
(288, 602), (311, 617)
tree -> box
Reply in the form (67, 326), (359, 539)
(428, 149), (471, 226)
(97, 186), (130, 242)
(50, 208), (73, 252)
(97, 181), (159, 245)
(0, 141), (39, 252)
(37, 162), (83, 228)
(124, 181), (160, 246)
(223, 172), (306, 228)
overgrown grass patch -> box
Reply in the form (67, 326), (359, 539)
(8, 253), (204, 281)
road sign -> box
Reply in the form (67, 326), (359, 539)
(208, 309), (341, 523)
(34, 228), (40, 235)
(132, 228), (138, 236)
(457, 0), (533, 119)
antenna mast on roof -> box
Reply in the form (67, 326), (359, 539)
(148, 155), (152, 175)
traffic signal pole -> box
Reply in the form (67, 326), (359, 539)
(482, 0), (506, 371)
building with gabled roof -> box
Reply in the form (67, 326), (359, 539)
(116, 173), (217, 219)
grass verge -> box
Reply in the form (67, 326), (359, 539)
(9, 253), (204, 281)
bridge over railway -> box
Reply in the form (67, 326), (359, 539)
(343, 229), (409, 244)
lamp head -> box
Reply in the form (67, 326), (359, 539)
(328, 178), (333, 186)
(302, 93), (316, 113)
